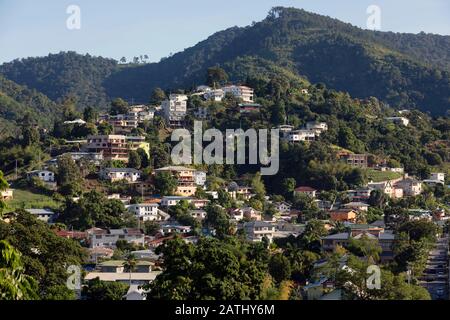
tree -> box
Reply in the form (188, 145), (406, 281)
(206, 66), (228, 88)
(0, 171), (8, 217)
(143, 220), (160, 236)
(58, 190), (133, 230)
(83, 277), (128, 300)
(123, 253), (137, 287)
(83, 106), (98, 123)
(251, 173), (266, 200)
(203, 204), (231, 238)
(269, 253), (291, 283)
(145, 237), (267, 300)
(21, 114), (40, 147)
(0, 211), (86, 299)
(154, 172), (177, 196)
(150, 88), (166, 105)
(282, 178), (296, 199)
(128, 150), (142, 169)
(110, 98), (129, 115)
(56, 154), (82, 196)
(0, 240), (39, 300)
(398, 220), (439, 242)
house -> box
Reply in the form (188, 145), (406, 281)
(385, 117), (410, 126)
(26, 209), (55, 223)
(27, 170), (55, 183)
(125, 284), (146, 301)
(242, 207), (262, 221)
(99, 168), (142, 183)
(160, 223), (192, 236)
(87, 228), (145, 248)
(229, 208), (245, 222)
(241, 221), (275, 243)
(343, 202), (370, 212)
(430, 173), (445, 183)
(284, 130), (316, 142)
(321, 230), (396, 262)
(189, 210), (207, 220)
(306, 122), (328, 135)
(340, 154), (368, 168)
(85, 135), (149, 162)
(194, 171), (207, 186)
(84, 271), (160, 285)
(204, 89), (225, 102)
(329, 209), (357, 223)
(222, 85), (254, 103)
(368, 181), (403, 199)
(273, 202), (292, 215)
(131, 249), (160, 261)
(239, 103), (261, 114)
(408, 209), (433, 221)
(294, 186), (317, 198)
(126, 203), (170, 222)
(160, 196), (192, 207)
(162, 94), (188, 127)
(394, 178), (422, 196)
(422, 179), (445, 187)
(1, 189), (13, 201)
(190, 198), (210, 209)
(87, 247), (114, 263)
(346, 188), (372, 202)
(63, 118), (86, 125)
(62, 152), (104, 166)
(155, 166), (197, 196)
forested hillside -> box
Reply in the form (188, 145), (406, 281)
(0, 7), (449, 115)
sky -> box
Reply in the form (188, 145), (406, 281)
(0, 0), (449, 64)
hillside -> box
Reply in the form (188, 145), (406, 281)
(0, 75), (60, 136)
(0, 7), (449, 115)
(0, 52), (118, 110)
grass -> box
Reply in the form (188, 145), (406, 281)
(4, 188), (61, 213)
(366, 169), (403, 183)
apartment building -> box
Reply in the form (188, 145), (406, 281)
(162, 94), (188, 127)
(241, 221), (275, 244)
(155, 166), (198, 196)
(85, 135), (149, 162)
(126, 203), (170, 222)
(341, 154), (368, 168)
(87, 228), (145, 248)
(99, 168), (142, 183)
(222, 85), (254, 103)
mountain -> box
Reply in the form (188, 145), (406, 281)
(0, 7), (449, 115)
(0, 52), (117, 110)
(0, 75), (60, 136)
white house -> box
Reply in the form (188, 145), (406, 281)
(99, 168), (142, 182)
(204, 89), (225, 102)
(285, 130), (316, 142)
(126, 203), (169, 222)
(27, 170), (55, 183)
(274, 202), (292, 215)
(160, 196), (192, 207)
(241, 221), (275, 244)
(87, 228), (145, 248)
(194, 171), (207, 186)
(385, 117), (410, 126)
(430, 173), (445, 183)
(26, 209), (55, 223)
(306, 122), (328, 134)
(190, 209), (207, 220)
(162, 94), (188, 127)
(222, 85), (254, 103)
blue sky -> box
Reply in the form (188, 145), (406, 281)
(0, 0), (449, 64)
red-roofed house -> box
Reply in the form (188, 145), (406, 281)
(294, 186), (317, 198)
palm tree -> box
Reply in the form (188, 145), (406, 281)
(123, 253), (137, 287)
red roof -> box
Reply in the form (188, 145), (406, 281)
(295, 186), (317, 192)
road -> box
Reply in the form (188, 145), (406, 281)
(419, 235), (449, 300)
